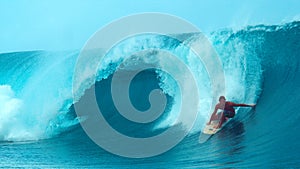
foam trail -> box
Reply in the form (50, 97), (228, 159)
(0, 85), (39, 141)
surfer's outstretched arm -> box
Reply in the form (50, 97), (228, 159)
(231, 103), (256, 107)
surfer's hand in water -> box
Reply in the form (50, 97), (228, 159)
(207, 122), (211, 125)
(250, 104), (256, 111)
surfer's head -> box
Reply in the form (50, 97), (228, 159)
(219, 96), (226, 102)
(219, 96), (226, 105)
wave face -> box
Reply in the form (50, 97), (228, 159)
(0, 21), (300, 167)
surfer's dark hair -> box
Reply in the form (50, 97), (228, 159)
(219, 96), (226, 101)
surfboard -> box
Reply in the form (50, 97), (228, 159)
(199, 111), (232, 143)
(198, 120), (219, 143)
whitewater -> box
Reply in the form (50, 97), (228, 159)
(0, 21), (299, 168)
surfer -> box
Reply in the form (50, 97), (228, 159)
(207, 96), (255, 128)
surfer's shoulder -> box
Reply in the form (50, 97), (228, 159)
(226, 101), (234, 105)
(215, 103), (221, 109)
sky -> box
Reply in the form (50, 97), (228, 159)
(0, 0), (300, 53)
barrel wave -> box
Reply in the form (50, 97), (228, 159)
(0, 21), (299, 168)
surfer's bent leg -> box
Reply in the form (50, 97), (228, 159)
(217, 111), (234, 128)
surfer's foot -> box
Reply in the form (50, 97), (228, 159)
(214, 125), (221, 129)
